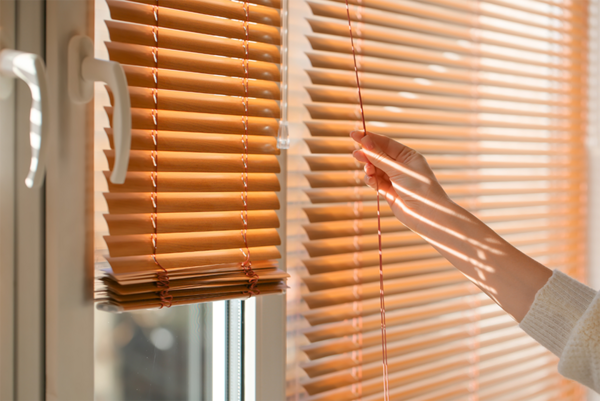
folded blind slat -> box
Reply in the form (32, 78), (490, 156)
(96, 0), (288, 311)
(294, 0), (586, 398)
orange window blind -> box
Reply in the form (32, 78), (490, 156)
(293, 0), (588, 399)
(95, 0), (289, 311)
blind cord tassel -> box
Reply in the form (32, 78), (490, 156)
(345, 1), (389, 398)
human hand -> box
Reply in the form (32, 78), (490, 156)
(352, 131), (556, 323)
(351, 131), (454, 232)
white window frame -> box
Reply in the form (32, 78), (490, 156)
(0, 1), (17, 397)
(1, 0), (45, 398)
(45, 0), (95, 398)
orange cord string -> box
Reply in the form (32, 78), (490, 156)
(345, 1), (389, 399)
(151, 3), (172, 308)
(241, 1), (260, 296)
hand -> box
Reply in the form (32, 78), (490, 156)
(351, 131), (554, 323)
(351, 131), (454, 233)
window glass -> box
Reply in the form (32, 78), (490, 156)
(94, 304), (212, 400)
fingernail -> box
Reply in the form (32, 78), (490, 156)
(362, 135), (374, 150)
(350, 131), (362, 141)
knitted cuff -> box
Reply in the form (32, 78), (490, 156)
(519, 270), (597, 357)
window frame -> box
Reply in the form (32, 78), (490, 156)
(0, 0), (17, 397)
(1, 0), (46, 398)
(587, 2), (600, 401)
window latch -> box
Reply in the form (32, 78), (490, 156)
(0, 48), (50, 188)
(68, 35), (131, 184)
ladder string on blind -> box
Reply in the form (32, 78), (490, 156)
(241, 0), (260, 297)
(149, 0), (172, 309)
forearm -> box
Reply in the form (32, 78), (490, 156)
(413, 199), (553, 322)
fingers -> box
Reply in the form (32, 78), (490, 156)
(364, 161), (388, 188)
(364, 161), (376, 176)
(350, 131), (419, 165)
(353, 149), (369, 164)
(364, 163), (400, 208)
(351, 131), (431, 185)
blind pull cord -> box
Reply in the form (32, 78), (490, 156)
(150, 2), (172, 309)
(345, 1), (389, 399)
(241, 1), (260, 296)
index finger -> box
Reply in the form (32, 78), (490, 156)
(350, 131), (417, 165)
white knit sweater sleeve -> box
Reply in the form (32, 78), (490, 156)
(519, 270), (600, 393)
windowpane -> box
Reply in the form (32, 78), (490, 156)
(94, 304), (212, 400)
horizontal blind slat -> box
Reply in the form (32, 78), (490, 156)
(106, 107), (280, 135)
(307, 1), (576, 54)
(303, 318), (523, 376)
(106, 150), (281, 173)
(107, 42), (280, 80)
(114, 87), (280, 117)
(104, 228), (281, 257)
(122, 65), (280, 99)
(306, 21), (575, 70)
(105, 245), (281, 275)
(307, 70), (575, 105)
(308, 341), (545, 400)
(107, 20), (281, 63)
(303, 209), (577, 239)
(108, 0), (280, 43)
(307, 52), (577, 92)
(104, 191), (280, 213)
(128, 0), (281, 25)
(304, 123), (576, 142)
(104, 171), (281, 192)
(302, 237), (581, 275)
(105, 210), (280, 235)
(108, 129), (280, 154)
(324, 0), (583, 37)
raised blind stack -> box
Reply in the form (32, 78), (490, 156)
(95, 0), (289, 311)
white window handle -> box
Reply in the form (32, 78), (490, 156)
(68, 35), (131, 184)
(0, 49), (49, 188)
